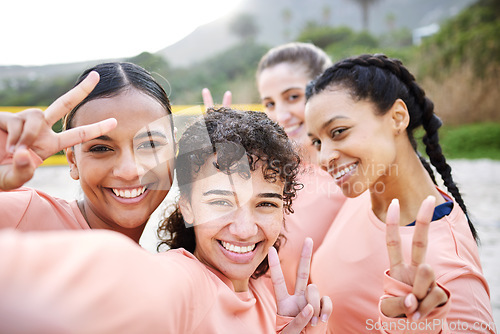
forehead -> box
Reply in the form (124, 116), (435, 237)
(73, 89), (170, 130)
(187, 155), (284, 197)
(258, 63), (310, 95)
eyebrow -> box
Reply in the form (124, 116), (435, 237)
(307, 115), (349, 137)
(202, 190), (283, 200)
(90, 135), (112, 141)
(261, 87), (303, 102)
(134, 130), (168, 140)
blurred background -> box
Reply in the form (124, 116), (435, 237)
(2, 0), (499, 327)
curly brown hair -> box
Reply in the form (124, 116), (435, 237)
(157, 107), (302, 279)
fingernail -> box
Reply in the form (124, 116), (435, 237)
(311, 316), (318, 326)
(391, 198), (399, 205)
(321, 314), (329, 323)
(404, 294), (413, 308)
(413, 312), (421, 321)
(8, 145), (15, 154)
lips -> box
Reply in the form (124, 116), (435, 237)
(283, 123), (303, 137)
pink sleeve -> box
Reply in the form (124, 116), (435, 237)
(277, 315), (328, 333)
(0, 230), (212, 334)
(378, 270), (451, 334)
(437, 274), (496, 334)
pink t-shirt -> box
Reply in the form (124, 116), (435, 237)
(0, 229), (304, 334)
(279, 164), (346, 294)
(0, 187), (89, 230)
(310, 190), (495, 333)
(0, 130), (89, 230)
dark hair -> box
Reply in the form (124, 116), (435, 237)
(306, 53), (478, 242)
(256, 42), (332, 81)
(63, 62), (173, 131)
(157, 107), (302, 278)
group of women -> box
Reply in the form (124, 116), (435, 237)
(0, 43), (495, 333)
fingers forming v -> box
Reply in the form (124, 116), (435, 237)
(294, 237), (313, 296)
(202, 88), (215, 110)
(44, 71), (100, 125)
(411, 196), (435, 266)
(386, 199), (404, 270)
(268, 246), (289, 304)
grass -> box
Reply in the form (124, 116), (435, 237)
(417, 122), (500, 160)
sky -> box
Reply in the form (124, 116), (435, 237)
(0, 0), (243, 66)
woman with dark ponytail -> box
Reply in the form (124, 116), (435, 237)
(305, 54), (495, 333)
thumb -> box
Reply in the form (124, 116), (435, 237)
(380, 294), (418, 318)
(0, 147), (36, 190)
(281, 304), (314, 334)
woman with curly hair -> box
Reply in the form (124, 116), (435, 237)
(305, 54), (495, 333)
(0, 108), (331, 334)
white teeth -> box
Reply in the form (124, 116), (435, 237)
(334, 163), (358, 179)
(220, 241), (256, 254)
(112, 186), (146, 198)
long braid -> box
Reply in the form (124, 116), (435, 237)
(307, 53), (478, 242)
(391, 59), (478, 242)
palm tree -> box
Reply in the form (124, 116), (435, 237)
(350, 0), (381, 31)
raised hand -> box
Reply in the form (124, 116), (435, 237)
(202, 87), (232, 110)
(0, 71), (117, 190)
(269, 237), (332, 333)
(381, 196), (449, 320)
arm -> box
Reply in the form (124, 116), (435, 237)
(0, 230), (203, 334)
(379, 197), (495, 334)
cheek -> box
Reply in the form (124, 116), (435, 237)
(264, 214), (284, 240)
(264, 110), (277, 122)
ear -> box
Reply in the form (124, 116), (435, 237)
(65, 147), (80, 180)
(389, 99), (410, 135)
(179, 196), (194, 226)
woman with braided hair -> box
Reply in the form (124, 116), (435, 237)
(305, 54), (495, 333)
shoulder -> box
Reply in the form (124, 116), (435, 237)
(0, 187), (86, 230)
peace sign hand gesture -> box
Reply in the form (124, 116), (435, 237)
(269, 237), (332, 333)
(0, 71), (117, 190)
(202, 88), (232, 110)
(381, 196), (449, 321)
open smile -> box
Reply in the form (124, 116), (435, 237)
(107, 185), (151, 203)
(217, 240), (261, 263)
(283, 123), (303, 137)
(330, 162), (358, 180)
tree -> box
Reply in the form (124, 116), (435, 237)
(229, 14), (259, 43)
(349, 0), (381, 31)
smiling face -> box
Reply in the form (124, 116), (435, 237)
(258, 63), (311, 152)
(180, 155), (284, 292)
(305, 87), (399, 198)
(66, 88), (175, 235)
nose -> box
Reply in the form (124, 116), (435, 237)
(275, 103), (292, 124)
(319, 144), (340, 172)
(113, 149), (144, 181)
(228, 207), (258, 240)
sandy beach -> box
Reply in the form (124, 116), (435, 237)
(23, 159), (500, 326)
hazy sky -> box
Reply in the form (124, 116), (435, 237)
(1, 0), (243, 66)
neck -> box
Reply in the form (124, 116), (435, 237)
(370, 149), (445, 226)
(77, 200), (145, 243)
